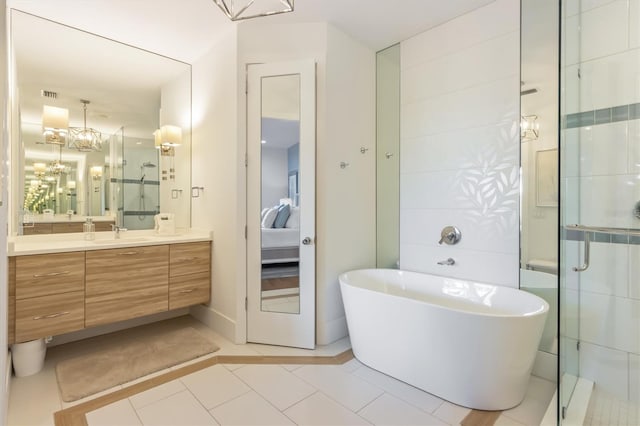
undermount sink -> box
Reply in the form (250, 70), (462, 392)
(90, 237), (150, 245)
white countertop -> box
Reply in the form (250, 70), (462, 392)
(8, 228), (213, 256)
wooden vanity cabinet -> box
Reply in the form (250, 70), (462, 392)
(169, 242), (211, 309)
(85, 245), (169, 327)
(13, 252), (85, 343)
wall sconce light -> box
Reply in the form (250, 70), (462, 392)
(42, 105), (69, 145)
(154, 125), (182, 156)
(67, 180), (76, 190)
(213, 0), (294, 21)
(521, 115), (539, 141)
(90, 166), (103, 180)
(33, 162), (47, 178)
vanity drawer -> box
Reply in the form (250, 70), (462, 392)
(169, 271), (210, 309)
(15, 252), (85, 299)
(169, 242), (211, 277)
(22, 223), (53, 235)
(15, 291), (84, 342)
(85, 245), (169, 296)
(85, 285), (168, 327)
(94, 221), (115, 232)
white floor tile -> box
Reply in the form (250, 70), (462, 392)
(352, 365), (444, 413)
(233, 364), (316, 410)
(358, 393), (447, 426)
(136, 390), (218, 425)
(209, 391), (295, 425)
(223, 364), (245, 371)
(281, 364), (304, 371)
(502, 393), (548, 426)
(340, 358), (364, 373)
(129, 379), (186, 409)
(432, 401), (471, 424)
(294, 365), (384, 411)
(524, 375), (556, 405)
(86, 399), (141, 426)
(8, 367), (62, 426)
(181, 364), (250, 409)
(285, 392), (372, 425)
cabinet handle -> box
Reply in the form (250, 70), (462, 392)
(33, 311), (70, 320)
(117, 251), (139, 256)
(33, 271), (70, 278)
(178, 289), (195, 294)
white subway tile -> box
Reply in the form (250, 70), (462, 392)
(401, 0), (519, 70)
(402, 31), (518, 104)
(579, 242), (628, 297)
(563, 241), (580, 292)
(561, 337), (580, 376)
(580, 292), (640, 353)
(562, 65), (581, 113)
(400, 208), (518, 255)
(400, 243), (519, 287)
(578, 49), (640, 113)
(401, 167), (519, 211)
(563, 15), (581, 66)
(579, 1), (629, 62)
(629, 245), (640, 300)
(562, 177), (580, 225)
(563, 128), (580, 177)
(632, 0), (640, 49)
(628, 119), (640, 174)
(401, 77), (519, 138)
(577, 122), (629, 176)
(401, 122), (518, 174)
(579, 342), (629, 400)
(579, 175), (640, 228)
(631, 353), (640, 402)
(562, 290), (580, 341)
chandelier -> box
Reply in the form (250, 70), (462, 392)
(68, 100), (103, 152)
(213, 0), (294, 21)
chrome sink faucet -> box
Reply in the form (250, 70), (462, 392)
(111, 224), (128, 239)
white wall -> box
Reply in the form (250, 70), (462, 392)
(1, 0), (9, 422)
(399, 0), (521, 287)
(189, 28), (242, 342)
(261, 146), (288, 209)
(160, 68), (192, 230)
(562, 0), (640, 402)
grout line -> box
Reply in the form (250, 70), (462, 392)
(54, 350), (353, 426)
(126, 397), (144, 426)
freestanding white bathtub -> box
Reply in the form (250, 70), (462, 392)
(339, 269), (549, 410)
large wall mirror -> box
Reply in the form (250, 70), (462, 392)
(10, 10), (192, 235)
(520, 0), (559, 356)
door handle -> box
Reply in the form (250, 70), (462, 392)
(302, 237), (313, 245)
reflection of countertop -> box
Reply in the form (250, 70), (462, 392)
(27, 214), (116, 223)
(8, 228), (213, 256)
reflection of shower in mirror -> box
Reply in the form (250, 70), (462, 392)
(139, 162), (157, 220)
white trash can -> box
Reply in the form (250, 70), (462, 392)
(11, 338), (47, 377)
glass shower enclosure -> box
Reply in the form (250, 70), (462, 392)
(559, 0), (640, 422)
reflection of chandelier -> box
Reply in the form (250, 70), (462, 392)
(49, 146), (69, 176)
(213, 0), (294, 21)
(68, 99), (103, 152)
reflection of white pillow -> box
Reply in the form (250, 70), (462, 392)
(285, 207), (300, 228)
(261, 207), (278, 228)
(261, 208), (270, 220)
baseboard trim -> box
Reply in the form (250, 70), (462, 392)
(316, 315), (347, 345)
(563, 378), (593, 426)
(189, 305), (236, 343)
(532, 350), (557, 382)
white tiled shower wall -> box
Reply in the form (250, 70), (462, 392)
(562, 0), (640, 402)
(399, 0), (521, 287)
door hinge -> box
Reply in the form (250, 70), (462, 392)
(245, 153), (248, 167)
(244, 225), (247, 239)
(577, 341), (580, 351)
(245, 297), (248, 311)
(577, 68), (581, 79)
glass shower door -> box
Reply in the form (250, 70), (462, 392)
(559, 0), (640, 422)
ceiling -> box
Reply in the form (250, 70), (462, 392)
(7, 0), (497, 63)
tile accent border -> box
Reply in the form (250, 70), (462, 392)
(564, 229), (640, 245)
(53, 349), (502, 426)
(564, 102), (640, 129)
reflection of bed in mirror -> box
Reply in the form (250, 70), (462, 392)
(261, 227), (299, 264)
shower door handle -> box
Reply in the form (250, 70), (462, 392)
(573, 232), (590, 272)
(302, 237), (313, 245)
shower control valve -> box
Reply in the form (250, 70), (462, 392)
(438, 226), (461, 245)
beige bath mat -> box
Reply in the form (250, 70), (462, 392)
(55, 326), (219, 402)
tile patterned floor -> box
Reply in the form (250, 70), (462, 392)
(583, 388), (640, 426)
(7, 316), (556, 426)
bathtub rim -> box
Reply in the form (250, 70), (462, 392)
(339, 268), (549, 319)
